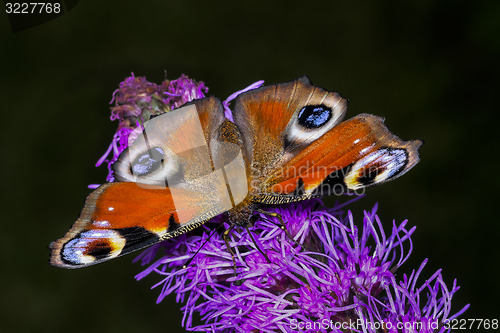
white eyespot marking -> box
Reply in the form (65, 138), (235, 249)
(131, 147), (165, 176)
(359, 146), (371, 155)
(62, 230), (126, 265)
(115, 144), (181, 185)
(286, 103), (346, 147)
(114, 105), (207, 186)
(108, 207), (114, 211)
(93, 220), (111, 228)
(345, 148), (408, 190)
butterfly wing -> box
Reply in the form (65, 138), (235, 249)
(233, 76), (348, 170)
(49, 182), (229, 268)
(50, 97), (244, 268)
(232, 77), (421, 204)
(51, 77), (421, 268)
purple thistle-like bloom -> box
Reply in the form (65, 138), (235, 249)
(95, 74), (468, 332)
(94, 73), (208, 183)
(134, 199), (468, 332)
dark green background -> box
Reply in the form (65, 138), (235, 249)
(2, 1), (499, 332)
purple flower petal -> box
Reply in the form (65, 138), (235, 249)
(90, 74), (467, 331)
(134, 199), (467, 332)
(93, 73), (208, 184)
(223, 80), (264, 122)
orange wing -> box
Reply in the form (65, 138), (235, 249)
(252, 114), (421, 203)
(231, 78), (421, 204)
(50, 182), (228, 268)
(50, 97), (242, 269)
(233, 77), (347, 170)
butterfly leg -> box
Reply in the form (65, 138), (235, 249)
(244, 225), (271, 264)
(222, 224), (239, 275)
(255, 209), (302, 248)
(222, 223), (272, 277)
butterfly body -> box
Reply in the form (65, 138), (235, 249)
(50, 77), (421, 269)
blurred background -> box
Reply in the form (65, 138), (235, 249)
(1, 1), (499, 331)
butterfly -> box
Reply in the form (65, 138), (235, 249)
(50, 77), (421, 268)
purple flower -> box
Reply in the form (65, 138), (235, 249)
(222, 80), (264, 121)
(93, 73), (208, 183)
(164, 74), (209, 110)
(134, 199), (468, 332)
(92, 74), (468, 332)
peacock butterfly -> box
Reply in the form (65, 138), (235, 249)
(50, 77), (421, 268)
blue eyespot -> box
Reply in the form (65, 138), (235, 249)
(298, 105), (332, 128)
(131, 147), (165, 176)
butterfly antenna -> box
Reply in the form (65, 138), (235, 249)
(138, 116), (152, 150)
(222, 223), (239, 275)
(181, 226), (220, 269)
(138, 115), (162, 187)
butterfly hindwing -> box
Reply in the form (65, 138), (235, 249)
(254, 114), (421, 203)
